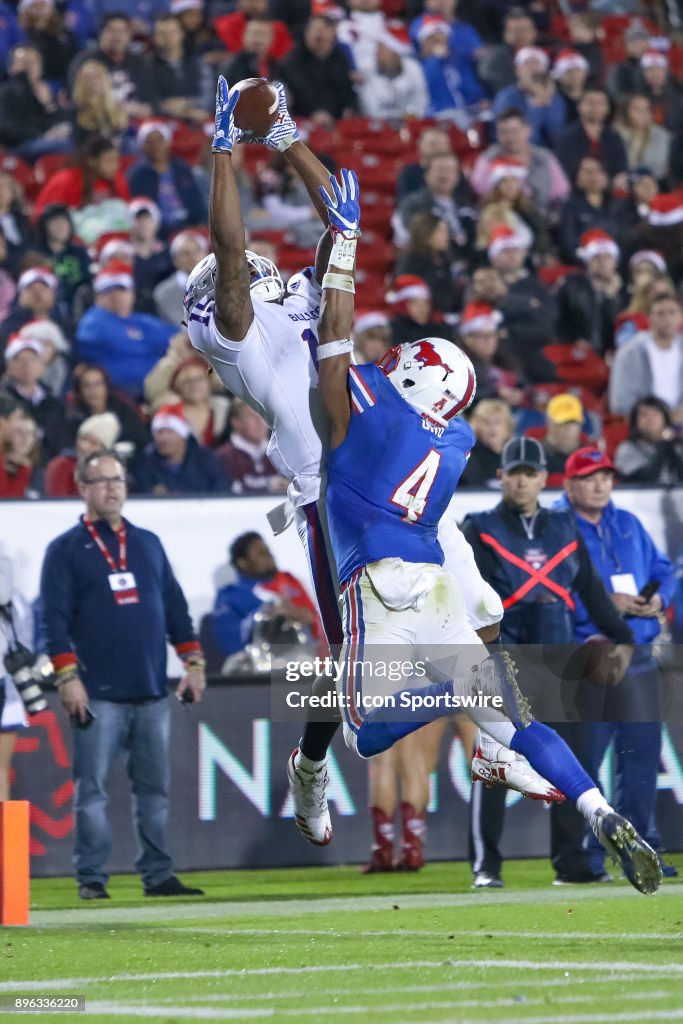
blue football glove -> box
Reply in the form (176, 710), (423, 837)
(238, 81), (300, 152)
(212, 75), (240, 154)
(319, 169), (361, 239)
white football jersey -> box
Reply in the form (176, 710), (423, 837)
(187, 269), (327, 510)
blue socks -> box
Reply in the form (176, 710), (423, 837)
(510, 720), (594, 802)
(355, 680), (453, 758)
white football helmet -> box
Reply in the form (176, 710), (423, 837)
(182, 249), (285, 317)
(379, 337), (477, 425)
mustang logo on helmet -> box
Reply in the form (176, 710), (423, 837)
(413, 340), (454, 379)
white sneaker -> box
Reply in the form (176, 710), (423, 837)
(471, 745), (565, 803)
(286, 748), (332, 846)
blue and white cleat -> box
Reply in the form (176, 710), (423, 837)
(592, 811), (662, 895)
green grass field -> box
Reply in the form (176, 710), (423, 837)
(3, 858), (683, 1023)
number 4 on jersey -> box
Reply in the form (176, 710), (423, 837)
(390, 449), (441, 523)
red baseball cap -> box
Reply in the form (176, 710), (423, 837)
(564, 447), (615, 480)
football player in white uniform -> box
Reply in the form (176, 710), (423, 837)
(185, 77), (562, 853)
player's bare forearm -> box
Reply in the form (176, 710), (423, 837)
(210, 153), (253, 340)
(318, 264), (353, 447)
(314, 230), (333, 285)
(210, 154), (246, 258)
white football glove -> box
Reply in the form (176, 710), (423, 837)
(237, 81), (300, 152)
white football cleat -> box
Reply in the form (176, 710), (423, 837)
(471, 745), (566, 803)
(287, 748), (333, 846)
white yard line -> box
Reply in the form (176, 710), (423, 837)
(401, 1014), (683, 1024)
(79, 992), (676, 1020)
(145, 925), (683, 942)
(3, 959), (683, 994)
(146, 983), (674, 1005)
(29, 883), (683, 928)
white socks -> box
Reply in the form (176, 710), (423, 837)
(295, 748), (326, 774)
(576, 786), (611, 827)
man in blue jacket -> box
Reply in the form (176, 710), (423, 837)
(75, 260), (178, 398)
(41, 450), (206, 900)
(560, 447), (676, 878)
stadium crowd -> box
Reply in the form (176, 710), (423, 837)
(0, 0), (683, 497)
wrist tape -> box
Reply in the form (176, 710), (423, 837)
(330, 234), (358, 271)
(317, 338), (354, 360)
(322, 272), (355, 293)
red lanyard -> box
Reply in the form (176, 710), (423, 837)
(83, 517), (127, 573)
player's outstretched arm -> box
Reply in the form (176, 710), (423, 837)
(210, 76), (254, 342)
(242, 81), (331, 225)
(317, 169), (360, 449)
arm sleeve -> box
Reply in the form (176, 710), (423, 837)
(608, 346), (639, 417)
(212, 584), (262, 655)
(159, 541), (200, 653)
(637, 521), (676, 609)
(460, 516), (502, 584)
(40, 540), (78, 670)
(573, 533), (634, 644)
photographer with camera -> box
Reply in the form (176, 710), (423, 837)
(0, 549), (48, 800)
(40, 450), (206, 900)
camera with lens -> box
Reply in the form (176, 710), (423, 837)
(4, 642), (54, 716)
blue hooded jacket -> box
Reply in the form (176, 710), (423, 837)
(554, 494), (675, 659)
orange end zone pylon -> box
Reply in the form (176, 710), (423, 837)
(0, 801), (30, 925)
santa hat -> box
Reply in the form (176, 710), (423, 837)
(629, 249), (667, 274)
(152, 403), (191, 438)
(170, 230), (209, 259)
(19, 318), (68, 353)
(514, 46), (549, 70)
(136, 120), (173, 148)
(129, 197), (161, 229)
(488, 223), (529, 259)
(552, 49), (589, 78)
(377, 24), (411, 56)
(386, 275), (431, 305)
(94, 259), (134, 293)
(17, 266), (57, 292)
(355, 311), (390, 334)
(311, 1), (345, 20)
(641, 49), (668, 69)
(77, 412), (121, 450)
(459, 303), (503, 335)
(95, 231), (134, 268)
(577, 229), (619, 262)
(489, 157), (528, 187)
(4, 334), (43, 362)
(417, 16), (450, 43)
(648, 192), (683, 226)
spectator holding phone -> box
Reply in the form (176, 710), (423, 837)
(40, 450), (206, 900)
(558, 447), (677, 879)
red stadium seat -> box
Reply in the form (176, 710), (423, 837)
(0, 154), (38, 201)
(542, 344), (610, 390)
(171, 123), (208, 165)
(602, 417), (629, 457)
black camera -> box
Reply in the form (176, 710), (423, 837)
(3, 643), (54, 716)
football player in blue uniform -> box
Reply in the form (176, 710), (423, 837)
(311, 167), (661, 896)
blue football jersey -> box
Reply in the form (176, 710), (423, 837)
(326, 363), (475, 584)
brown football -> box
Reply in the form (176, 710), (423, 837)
(563, 636), (634, 688)
(229, 78), (279, 136)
